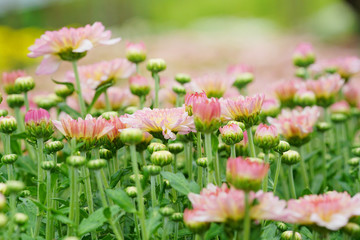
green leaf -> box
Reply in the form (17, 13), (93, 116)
(211, 133), (219, 154)
(52, 79), (74, 92)
(110, 168), (131, 188)
(300, 188), (312, 197)
(146, 208), (162, 240)
(161, 171), (192, 195)
(106, 188), (136, 213)
(103, 207), (112, 219)
(87, 82), (113, 113)
(57, 102), (81, 118)
(205, 223), (224, 240)
(53, 214), (73, 225)
(311, 174), (323, 194)
(17, 198), (37, 235)
(11, 131), (27, 140)
(30, 199), (47, 211)
(189, 181), (201, 194)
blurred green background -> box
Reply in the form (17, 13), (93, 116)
(0, 0), (359, 72)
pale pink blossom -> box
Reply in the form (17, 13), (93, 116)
(260, 98), (280, 118)
(343, 83), (359, 107)
(273, 80), (304, 107)
(2, 70), (27, 94)
(227, 64), (253, 75)
(293, 43), (314, 58)
(192, 74), (231, 98)
(28, 22), (121, 75)
(330, 100), (351, 115)
(192, 98), (221, 131)
(335, 56), (360, 80)
(227, 157), (269, 184)
(25, 108), (50, 124)
(129, 74), (149, 88)
(219, 123), (241, 136)
(105, 116), (127, 142)
(184, 91), (207, 115)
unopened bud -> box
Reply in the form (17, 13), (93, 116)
(6, 180), (25, 194)
(66, 156), (86, 168)
(175, 73), (191, 85)
(0, 109), (8, 117)
(99, 148), (113, 160)
(120, 128), (143, 145)
(352, 148), (360, 157)
(233, 72), (254, 89)
(316, 122), (331, 132)
(172, 85), (186, 96)
(55, 85), (74, 98)
(281, 231), (302, 240)
(14, 213), (28, 225)
(0, 213), (7, 228)
(41, 161), (56, 171)
(281, 150), (301, 165)
(144, 165), (162, 176)
(294, 90), (316, 107)
(87, 159), (107, 170)
(276, 222), (288, 232)
(6, 94), (24, 108)
(130, 174), (144, 183)
(14, 76), (35, 93)
(45, 141), (64, 154)
(274, 141), (290, 153)
(343, 222), (360, 237)
(101, 111), (119, 120)
(168, 142), (184, 154)
(125, 186), (137, 198)
(348, 157), (360, 167)
(148, 143), (167, 154)
(171, 212), (183, 222)
(331, 113), (347, 123)
(1, 154), (18, 164)
(124, 106), (138, 115)
(147, 58), (166, 73)
(196, 157), (208, 168)
(150, 150), (174, 167)
(159, 206), (175, 217)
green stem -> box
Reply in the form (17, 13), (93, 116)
(4, 134), (11, 154)
(68, 166), (78, 236)
(129, 144), (147, 240)
(151, 176), (157, 208)
(34, 138), (45, 238)
(243, 192), (251, 240)
(153, 72), (160, 109)
(273, 153), (282, 194)
(72, 61), (87, 117)
(14, 107), (24, 132)
(321, 133), (327, 190)
(186, 142), (193, 181)
(230, 144), (236, 158)
(205, 133), (218, 185)
(173, 222), (179, 240)
(247, 128), (256, 157)
(136, 63), (140, 74)
(7, 194), (16, 237)
(197, 132), (202, 159)
(288, 165), (296, 199)
(262, 150), (269, 192)
(140, 95), (145, 109)
(299, 146), (309, 189)
(280, 167), (290, 200)
(82, 167), (94, 215)
(197, 167), (203, 189)
(46, 171), (52, 240)
(24, 92), (29, 111)
(104, 90), (111, 112)
(132, 199), (141, 240)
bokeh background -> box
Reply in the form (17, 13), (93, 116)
(0, 0), (359, 92)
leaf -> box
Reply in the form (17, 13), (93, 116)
(300, 188), (312, 197)
(30, 199), (47, 211)
(103, 207), (112, 219)
(57, 102), (81, 118)
(52, 79), (75, 92)
(211, 133), (219, 154)
(11, 131), (27, 140)
(53, 214), (73, 225)
(189, 181), (201, 194)
(161, 171), (191, 195)
(146, 208), (162, 240)
(106, 188), (136, 213)
(311, 174), (323, 194)
(17, 198), (37, 234)
(87, 82), (113, 113)
(205, 223), (224, 240)
(110, 168), (131, 188)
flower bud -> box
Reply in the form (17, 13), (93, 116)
(6, 94), (24, 108)
(257, 152), (275, 164)
(125, 186), (137, 198)
(120, 128), (143, 145)
(330, 100), (351, 116)
(294, 90), (316, 107)
(276, 222), (288, 232)
(146, 58), (166, 73)
(260, 99), (280, 119)
(129, 75), (151, 97)
(343, 222), (360, 237)
(352, 148), (360, 157)
(147, 143), (167, 154)
(348, 157), (360, 167)
(101, 111), (119, 120)
(126, 42), (146, 64)
(130, 174), (144, 183)
(184, 209), (210, 234)
(172, 85), (186, 96)
(233, 72), (254, 89)
(45, 141), (64, 154)
(87, 159), (107, 170)
(25, 108), (53, 141)
(331, 113), (347, 123)
(254, 124), (280, 150)
(99, 148), (113, 160)
(124, 106), (138, 115)
(193, 98), (221, 133)
(66, 155), (86, 168)
(175, 73), (191, 85)
(196, 157), (208, 168)
(0, 183), (7, 194)
(281, 150), (301, 165)
(163, 179), (171, 189)
(0, 213), (7, 228)
(1, 154), (18, 164)
(292, 43), (315, 68)
(14, 213), (28, 226)
(55, 84), (74, 98)
(171, 212), (183, 222)
(0, 194), (6, 211)
(14, 76), (35, 93)
(35, 97), (58, 110)
(0, 109), (8, 117)
(151, 150), (173, 167)
(6, 180), (25, 194)
(274, 141), (291, 154)
(41, 161), (56, 171)
(0, 116), (17, 134)
(316, 122), (331, 132)
(159, 206), (175, 217)
(144, 165), (162, 176)
(227, 121), (246, 130)
(220, 123), (244, 145)
(281, 231), (302, 240)
(168, 142), (184, 154)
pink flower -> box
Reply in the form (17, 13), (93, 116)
(227, 64), (254, 89)
(184, 91), (208, 116)
(293, 43), (315, 67)
(330, 100), (351, 115)
(335, 56), (360, 80)
(260, 98), (280, 118)
(126, 42), (146, 53)
(286, 191), (360, 230)
(25, 108), (50, 124)
(129, 74), (151, 97)
(220, 94), (264, 127)
(126, 42), (147, 63)
(254, 123), (279, 149)
(274, 80), (304, 107)
(343, 83), (359, 107)
(193, 97), (221, 133)
(268, 106), (320, 146)
(66, 58), (135, 89)
(121, 107), (195, 140)
(219, 123), (241, 136)
(28, 22), (121, 75)
(227, 64), (253, 75)
(192, 74), (231, 98)
(219, 123), (243, 145)
(103, 116), (127, 150)
(293, 43), (314, 58)
(2, 70), (27, 94)
(251, 191), (288, 221)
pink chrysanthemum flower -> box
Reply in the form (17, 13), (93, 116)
(268, 106), (320, 146)
(226, 157), (269, 191)
(335, 56), (360, 81)
(294, 88), (316, 107)
(260, 98), (280, 118)
(126, 42), (147, 64)
(193, 97), (221, 133)
(308, 59), (337, 79)
(219, 123), (243, 145)
(66, 58), (135, 89)
(25, 108), (50, 124)
(254, 123), (279, 150)
(103, 116), (127, 150)
(2, 70), (27, 94)
(121, 107), (195, 140)
(192, 74), (230, 98)
(220, 93), (264, 127)
(274, 80), (304, 108)
(286, 191), (360, 231)
(53, 114), (114, 150)
(292, 43), (315, 67)
(129, 74), (151, 97)
(183, 209), (210, 234)
(330, 100), (351, 115)
(343, 83), (359, 107)
(184, 91), (208, 116)
(306, 74), (344, 107)
(25, 108), (53, 141)
(28, 22), (121, 75)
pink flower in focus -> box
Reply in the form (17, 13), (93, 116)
(25, 108), (50, 124)
(274, 80), (304, 108)
(286, 191), (360, 230)
(330, 100), (351, 115)
(343, 83), (359, 107)
(2, 70), (27, 94)
(192, 74), (231, 98)
(28, 22), (121, 75)
(184, 91), (207, 116)
(103, 116), (127, 150)
(121, 107), (195, 140)
(193, 97), (221, 133)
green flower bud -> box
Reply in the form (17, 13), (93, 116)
(295, 67), (307, 79)
(87, 159), (107, 170)
(151, 150), (174, 167)
(233, 72), (254, 89)
(41, 161), (56, 171)
(276, 222), (288, 232)
(66, 156), (86, 168)
(124, 106), (138, 115)
(196, 157), (208, 168)
(172, 85), (186, 96)
(35, 97), (58, 110)
(0, 213), (8, 228)
(1, 154), (18, 164)
(281, 231), (302, 240)
(168, 142), (184, 154)
(316, 122), (332, 132)
(45, 141), (64, 154)
(343, 222), (360, 237)
(14, 213), (28, 225)
(0, 109), (8, 117)
(19, 190), (31, 198)
(146, 58), (166, 73)
(125, 186), (137, 198)
(6, 180), (25, 194)
(163, 179), (171, 189)
(6, 94), (24, 108)
(0, 194), (6, 211)
(55, 84), (74, 98)
(254, 124), (280, 150)
(14, 76), (35, 93)
(281, 150), (301, 165)
(274, 141), (290, 153)
(227, 121), (246, 131)
(130, 174), (144, 183)
(348, 157), (360, 167)
(0, 183), (7, 194)
(184, 219), (210, 235)
(99, 148), (113, 160)
(101, 111), (118, 120)
(294, 90), (316, 107)
(175, 73), (191, 85)
(220, 123), (244, 145)
(331, 113), (347, 123)
(126, 43), (146, 64)
(148, 143), (167, 154)
(159, 207), (175, 217)
(171, 212), (183, 222)
(143, 165), (162, 176)
(352, 148), (360, 157)
(257, 152), (275, 164)
(120, 128), (143, 145)
(63, 237), (80, 240)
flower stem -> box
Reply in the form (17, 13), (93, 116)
(151, 176), (157, 208)
(273, 153), (282, 194)
(153, 72), (160, 109)
(186, 142), (193, 181)
(7, 193), (16, 237)
(104, 90), (111, 112)
(288, 165), (296, 199)
(24, 92), (30, 111)
(230, 144), (236, 158)
(46, 170), (52, 240)
(72, 61), (87, 117)
(68, 166), (79, 236)
(243, 191), (251, 240)
(34, 138), (45, 238)
(129, 144), (147, 240)
(299, 146), (309, 189)
(14, 107), (24, 132)
(262, 150), (269, 192)
(247, 128), (256, 157)
(140, 95), (145, 109)
(197, 132), (202, 159)
(205, 133), (219, 185)
(197, 167), (203, 189)
(321, 133), (327, 190)
(280, 167), (290, 200)
(82, 167), (94, 215)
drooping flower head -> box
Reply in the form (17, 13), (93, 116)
(193, 97), (221, 133)
(330, 100), (351, 116)
(306, 74), (344, 108)
(129, 74), (151, 97)
(192, 74), (230, 98)
(184, 91), (207, 116)
(274, 80), (304, 108)
(227, 64), (254, 89)
(53, 114), (114, 151)
(25, 108), (53, 142)
(221, 94), (264, 128)
(292, 43), (315, 68)
(260, 98), (280, 119)
(28, 22), (121, 75)
(219, 123), (243, 145)
(286, 191), (360, 231)
(2, 70), (27, 94)
(121, 107), (195, 140)
(226, 157), (269, 191)
(254, 123), (279, 150)
(268, 106), (320, 146)
(126, 42), (147, 64)
(343, 83), (359, 107)
(66, 58), (135, 89)
(102, 116), (127, 150)
(334, 56), (360, 81)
